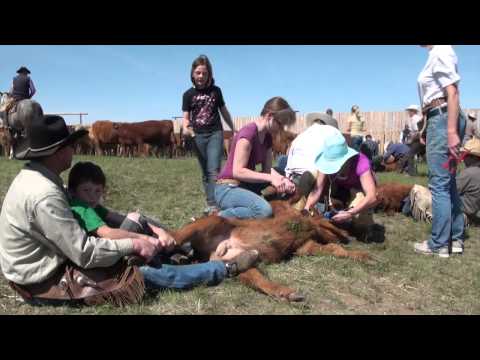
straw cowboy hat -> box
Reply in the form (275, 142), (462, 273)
(305, 112), (338, 129)
(464, 137), (480, 157)
(405, 105), (420, 112)
(467, 111), (477, 120)
(9, 100), (87, 160)
(314, 132), (358, 174)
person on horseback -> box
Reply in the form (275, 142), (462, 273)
(10, 66), (36, 101)
(1, 67), (36, 126)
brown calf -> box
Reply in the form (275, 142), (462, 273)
(171, 202), (369, 301)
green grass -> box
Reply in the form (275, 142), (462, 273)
(0, 157), (479, 315)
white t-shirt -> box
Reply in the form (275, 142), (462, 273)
(285, 124), (343, 178)
(417, 45), (460, 107)
(410, 113), (422, 132)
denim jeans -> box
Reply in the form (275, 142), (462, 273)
(193, 130), (224, 207)
(351, 136), (363, 151)
(426, 110), (466, 250)
(119, 214), (226, 290)
(215, 184), (273, 219)
(140, 260), (226, 290)
(275, 155), (288, 176)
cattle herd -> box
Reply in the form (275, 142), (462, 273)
(0, 120), (299, 159)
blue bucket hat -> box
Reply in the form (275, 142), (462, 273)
(314, 133), (358, 174)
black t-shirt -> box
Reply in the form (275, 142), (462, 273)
(182, 85), (226, 133)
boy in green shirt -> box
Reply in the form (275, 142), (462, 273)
(68, 161), (170, 247)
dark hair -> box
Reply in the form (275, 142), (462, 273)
(190, 55), (213, 87)
(68, 161), (106, 191)
(365, 134), (372, 140)
(260, 96), (296, 127)
(326, 108), (333, 116)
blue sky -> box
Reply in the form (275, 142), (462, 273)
(1, 45), (479, 124)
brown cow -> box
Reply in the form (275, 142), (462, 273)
(0, 126), (12, 158)
(171, 201), (370, 301)
(115, 120), (175, 158)
(272, 130), (297, 159)
(91, 120), (120, 156)
(375, 182), (414, 215)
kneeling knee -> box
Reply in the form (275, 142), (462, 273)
(255, 204), (273, 219)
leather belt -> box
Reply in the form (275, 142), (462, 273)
(427, 105), (448, 119)
(216, 178), (240, 186)
(422, 97), (447, 114)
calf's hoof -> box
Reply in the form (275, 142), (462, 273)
(286, 291), (306, 302)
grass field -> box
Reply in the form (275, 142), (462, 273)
(1, 156), (479, 315)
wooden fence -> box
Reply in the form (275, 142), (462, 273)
(171, 108), (479, 155)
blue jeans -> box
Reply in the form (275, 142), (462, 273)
(275, 155), (288, 176)
(193, 130), (224, 207)
(351, 136), (363, 151)
(426, 110), (466, 250)
(215, 184), (273, 219)
(140, 259), (226, 290)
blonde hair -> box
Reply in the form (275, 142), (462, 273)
(260, 97), (296, 127)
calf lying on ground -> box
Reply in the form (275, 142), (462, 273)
(374, 182), (414, 215)
(171, 201), (370, 301)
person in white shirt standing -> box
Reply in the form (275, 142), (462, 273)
(414, 45), (466, 258)
(405, 105), (422, 133)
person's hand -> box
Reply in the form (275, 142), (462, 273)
(282, 177), (296, 194)
(131, 236), (161, 263)
(448, 131), (461, 159)
(420, 137), (426, 145)
(331, 210), (354, 224)
(271, 173), (286, 193)
(183, 126), (194, 138)
(156, 231), (177, 253)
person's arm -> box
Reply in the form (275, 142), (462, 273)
(29, 79), (36, 98)
(346, 118), (352, 134)
(304, 172), (327, 211)
(95, 224), (146, 240)
(232, 138), (284, 189)
(262, 150), (294, 193)
(219, 105), (236, 133)
(34, 195), (161, 267)
(331, 170), (377, 223)
(182, 111), (194, 137)
(104, 209), (126, 228)
(446, 84), (461, 159)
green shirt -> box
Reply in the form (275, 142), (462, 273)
(70, 198), (109, 233)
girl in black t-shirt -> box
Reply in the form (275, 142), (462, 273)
(182, 55), (236, 215)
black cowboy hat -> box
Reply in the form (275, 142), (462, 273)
(10, 100), (87, 160)
(16, 66), (31, 74)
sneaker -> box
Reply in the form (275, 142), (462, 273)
(414, 241), (449, 258)
(225, 250), (260, 277)
(451, 241), (464, 254)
